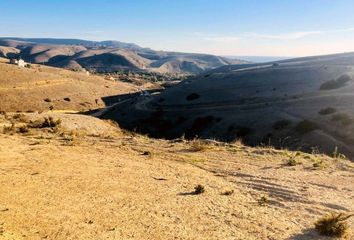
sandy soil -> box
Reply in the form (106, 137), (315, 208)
(0, 113), (353, 240)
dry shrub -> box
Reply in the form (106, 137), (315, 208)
(12, 113), (30, 123)
(29, 117), (61, 129)
(315, 213), (353, 238)
(194, 185), (205, 194)
(189, 139), (209, 152)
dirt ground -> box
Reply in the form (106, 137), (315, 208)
(0, 113), (353, 240)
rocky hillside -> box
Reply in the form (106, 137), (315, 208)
(0, 38), (247, 75)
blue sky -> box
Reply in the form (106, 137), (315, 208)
(1, 0), (354, 56)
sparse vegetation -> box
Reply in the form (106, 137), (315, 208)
(320, 74), (352, 90)
(315, 213), (353, 238)
(221, 190), (234, 196)
(332, 146), (346, 159)
(142, 150), (154, 158)
(18, 125), (29, 133)
(312, 159), (325, 169)
(295, 120), (318, 134)
(189, 139), (209, 152)
(286, 154), (302, 166)
(331, 113), (353, 126)
(12, 113), (30, 123)
(319, 107), (336, 115)
(194, 184), (205, 194)
(257, 195), (269, 206)
(29, 117), (62, 129)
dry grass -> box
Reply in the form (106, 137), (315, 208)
(315, 213), (353, 238)
(188, 139), (210, 152)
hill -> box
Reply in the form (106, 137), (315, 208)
(0, 38), (247, 75)
(0, 58), (136, 112)
(102, 52), (354, 158)
(0, 112), (353, 239)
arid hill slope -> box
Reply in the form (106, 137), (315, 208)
(0, 112), (353, 239)
(0, 58), (136, 112)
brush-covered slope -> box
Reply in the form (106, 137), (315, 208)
(104, 52), (354, 158)
(0, 38), (247, 75)
(0, 58), (136, 112)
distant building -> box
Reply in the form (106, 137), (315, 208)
(9, 58), (26, 67)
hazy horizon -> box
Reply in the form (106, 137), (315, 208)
(1, 0), (354, 57)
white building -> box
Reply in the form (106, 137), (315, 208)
(10, 58), (26, 67)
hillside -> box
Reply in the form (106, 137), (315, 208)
(102, 52), (354, 158)
(0, 112), (353, 239)
(0, 38), (247, 75)
(0, 58), (136, 112)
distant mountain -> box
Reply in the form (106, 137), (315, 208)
(0, 37), (247, 75)
(226, 55), (291, 63)
(0, 37), (142, 49)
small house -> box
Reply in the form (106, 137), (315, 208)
(9, 58), (26, 67)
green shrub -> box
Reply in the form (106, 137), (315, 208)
(320, 74), (352, 90)
(318, 107), (336, 115)
(295, 120), (318, 134)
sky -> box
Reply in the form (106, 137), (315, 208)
(1, 0), (354, 57)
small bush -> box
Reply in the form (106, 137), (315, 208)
(142, 151), (154, 158)
(189, 139), (209, 152)
(313, 160), (325, 169)
(194, 185), (205, 194)
(286, 156), (301, 166)
(18, 125), (29, 133)
(331, 113), (353, 126)
(186, 93), (200, 101)
(12, 113), (30, 123)
(63, 97), (71, 102)
(319, 107), (336, 115)
(273, 119), (292, 130)
(295, 120), (318, 134)
(44, 98), (52, 102)
(29, 117), (61, 129)
(315, 213), (353, 237)
(320, 74), (352, 90)
(258, 196), (269, 206)
(221, 190), (234, 196)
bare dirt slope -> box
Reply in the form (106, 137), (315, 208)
(0, 112), (353, 239)
(0, 58), (136, 112)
